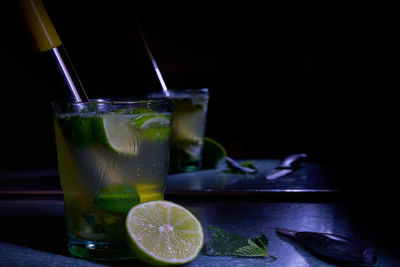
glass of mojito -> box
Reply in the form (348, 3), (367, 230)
(148, 88), (209, 173)
(53, 99), (172, 260)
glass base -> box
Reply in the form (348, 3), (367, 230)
(67, 235), (135, 260)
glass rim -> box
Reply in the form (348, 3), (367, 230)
(149, 88), (208, 93)
(166, 88), (208, 92)
(148, 89), (209, 99)
(53, 98), (173, 105)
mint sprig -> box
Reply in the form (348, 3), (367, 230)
(205, 225), (276, 259)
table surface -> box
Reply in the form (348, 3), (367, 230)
(1, 159), (399, 266)
(0, 159), (346, 195)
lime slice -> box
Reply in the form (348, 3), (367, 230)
(94, 185), (140, 213)
(171, 98), (205, 145)
(126, 200), (204, 266)
(61, 113), (140, 154)
(130, 108), (158, 128)
(142, 128), (170, 140)
(130, 109), (171, 140)
(96, 114), (141, 155)
(201, 137), (227, 169)
(139, 116), (170, 129)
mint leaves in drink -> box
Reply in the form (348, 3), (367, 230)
(205, 225), (276, 259)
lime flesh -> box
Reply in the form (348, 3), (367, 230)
(126, 200), (204, 266)
(101, 114), (141, 155)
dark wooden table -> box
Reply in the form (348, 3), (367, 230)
(1, 159), (399, 266)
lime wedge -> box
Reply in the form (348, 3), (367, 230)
(97, 114), (141, 155)
(201, 137), (227, 169)
(126, 200), (204, 266)
(94, 185), (140, 213)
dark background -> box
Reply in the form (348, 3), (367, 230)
(1, 1), (395, 186)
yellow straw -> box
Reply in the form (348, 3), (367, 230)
(19, 0), (62, 52)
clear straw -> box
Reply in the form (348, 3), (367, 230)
(138, 25), (170, 97)
(18, 0), (89, 103)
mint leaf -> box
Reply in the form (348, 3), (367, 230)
(234, 239), (268, 257)
(241, 161), (257, 169)
(224, 157), (258, 174)
(255, 234), (269, 249)
(206, 225), (249, 256)
(205, 225), (275, 259)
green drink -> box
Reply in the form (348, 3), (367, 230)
(53, 99), (172, 260)
(149, 89), (209, 173)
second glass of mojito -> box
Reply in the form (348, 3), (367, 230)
(53, 99), (172, 260)
(149, 88), (209, 173)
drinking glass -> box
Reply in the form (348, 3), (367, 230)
(53, 99), (173, 260)
(148, 89), (209, 173)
